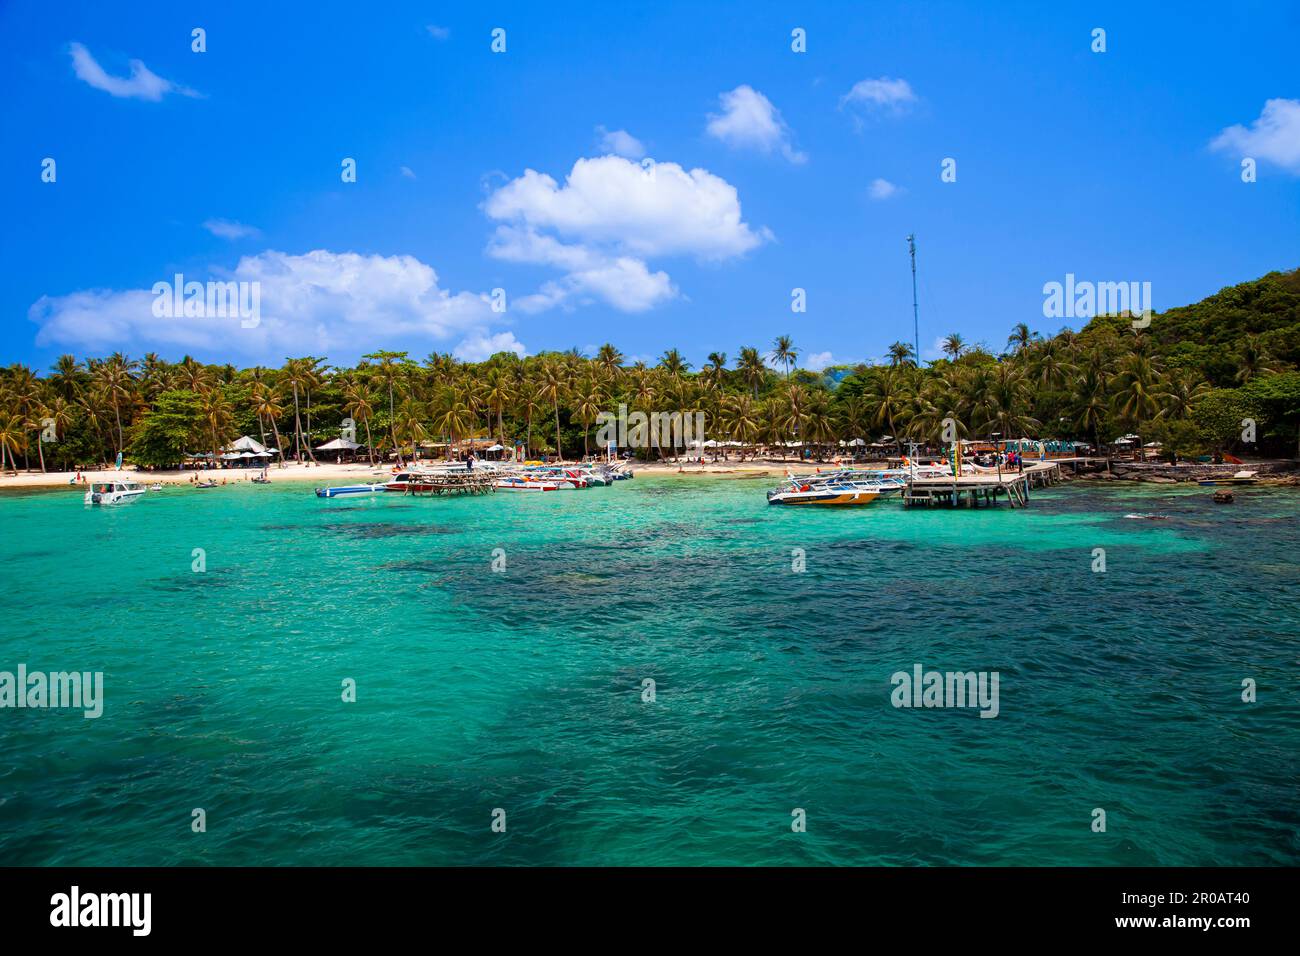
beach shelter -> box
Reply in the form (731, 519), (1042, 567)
(227, 435), (273, 454)
(315, 438), (362, 452)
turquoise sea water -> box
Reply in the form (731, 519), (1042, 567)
(0, 475), (1296, 866)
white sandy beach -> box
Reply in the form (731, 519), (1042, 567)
(0, 458), (816, 490)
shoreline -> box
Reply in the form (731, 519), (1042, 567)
(2, 457), (1298, 491)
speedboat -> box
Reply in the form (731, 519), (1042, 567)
(495, 474), (566, 491)
(767, 473), (903, 506)
(85, 480), (147, 505)
(515, 466), (589, 488)
(315, 483), (387, 498)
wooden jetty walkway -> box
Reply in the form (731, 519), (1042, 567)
(903, 461), (1065, 509)
(402, 471), (497, 497)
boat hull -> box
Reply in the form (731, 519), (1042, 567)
(85, 490), (146, 505)
(315, 484), (386, 498)
(768, 489), (885, 506)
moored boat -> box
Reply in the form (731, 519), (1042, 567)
(315, 483), (387, 498)
(1198, 470), (1259, 486)
(766, 473), (903, 506)
(84, 480), (147, 505)
(494, 474), (566, 491)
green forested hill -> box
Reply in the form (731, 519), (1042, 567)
(1081, 268), (1300, 387)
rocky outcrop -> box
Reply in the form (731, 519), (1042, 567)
(1105, 460), (1299, 483)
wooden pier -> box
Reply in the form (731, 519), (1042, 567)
(903, 462), (1064, 509)
(402, 471), (497, 497)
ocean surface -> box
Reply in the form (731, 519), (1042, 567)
(0, 474), (1296, 866)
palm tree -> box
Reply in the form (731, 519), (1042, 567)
(1159, 371), (1210, 422)
(340, 377), (378, 465)
(536, 361), (567, 461)
(1111, 354), (1161, 458)
(0, 411), (25, 475)
(595, 343), (624, 380)
(49, 355), (86, 401)
(573, 379), (603, 458)
(864, 368), (910, 451)
(196, 385), (235, 463)
(251, 386), (287, 467)
(363, 350), (410, 465)
(281, 358), (318, 463)
(718, 393), (754, 445)
(482, 368), (512, 450)
(737, 346), (767, 398)
(92, 352), (138, 454)
(1006, 323), (1036, 355)
(658, 349), (690, 378)
(431, 396), (469, 461)
(941, 333), (966, 360)
(1235, 335), (1278, 384)
(770, 336), (797, 380)
(886, 341), (915, 367)
(702, 352), (728, 389)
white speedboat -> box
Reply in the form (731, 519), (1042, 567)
(495, 474), (566, 491)
(315, 483), (388, 498)
(85, 480), (147, 505)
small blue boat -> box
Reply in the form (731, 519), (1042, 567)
(314, 483), (387, 498)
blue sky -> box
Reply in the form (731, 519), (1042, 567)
(3, 0), (1298, 372)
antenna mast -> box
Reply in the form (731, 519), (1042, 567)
(907, 234), (919, 366)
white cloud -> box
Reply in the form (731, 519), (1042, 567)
(595, 125), (646, 160)
(29, 249), (513, 363)
(1211, 98), (1300, 173)
(840, 77), (917, 117)
(868, 178), (901, 200)
(203, 219), (261, 240)
(483, 155), (766, 313)
(426, 25), (450, 40)
(454, 331), (526, 361)
(69, 42), (199, 101)
(485, 155), (765, 260)
(400, 166), (417, 180)
(705, 85), (807, 163)
(803, 351), (835, 371)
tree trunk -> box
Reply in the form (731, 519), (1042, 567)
(270, 419), (285, 468)
(292, 385), (303, 463)
(553, 400), (562, 462)
(364, 419), (375, 466)
(389, 383), (402, 467)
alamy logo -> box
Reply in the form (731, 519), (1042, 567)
(595, 403), (706, 450)
(151, 272), (261, 328)
(50, 886), (151, 936)
(1042, 273), (1152, 326)
(890, 664), (1000, 718)
(0, 664), (103, 718)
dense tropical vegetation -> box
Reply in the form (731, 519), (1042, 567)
(2, 269), (1299, 473)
